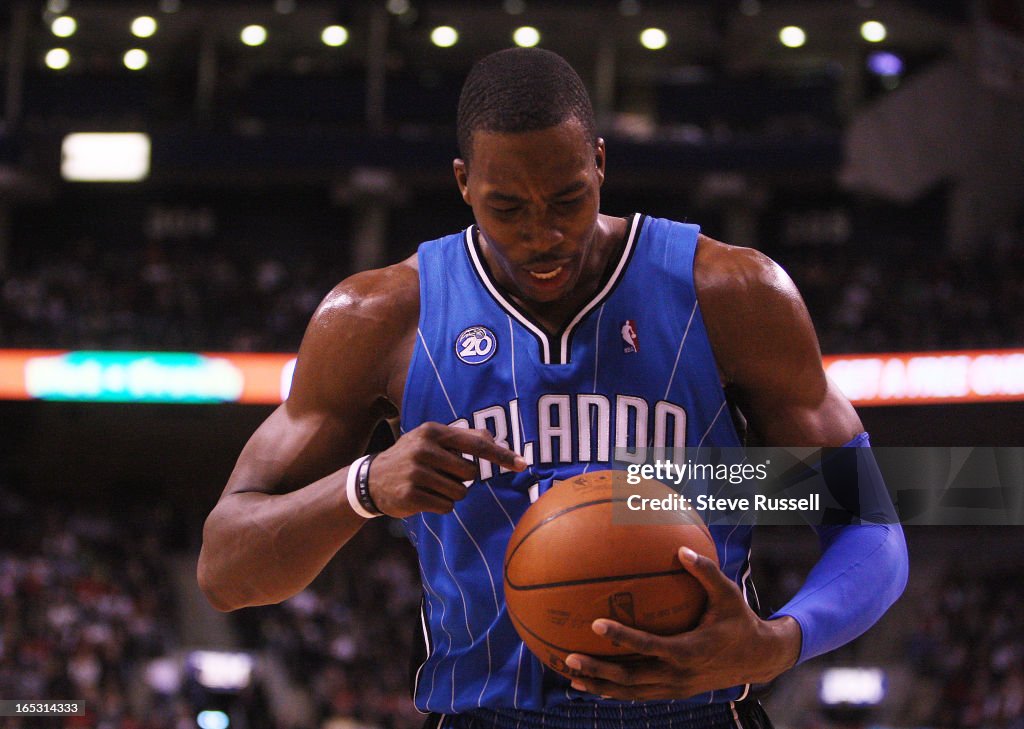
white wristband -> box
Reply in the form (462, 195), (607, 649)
(345, 455), (380, 519)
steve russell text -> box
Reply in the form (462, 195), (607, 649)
(625, 492), (821, 512)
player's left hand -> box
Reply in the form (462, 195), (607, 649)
(563, 547), (802, 700)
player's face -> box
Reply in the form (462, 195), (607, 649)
(454, 119), (606, 305)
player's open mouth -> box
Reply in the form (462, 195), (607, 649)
(528, 267), (563, 280)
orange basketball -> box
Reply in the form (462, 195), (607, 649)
(503, 470), (717, 680)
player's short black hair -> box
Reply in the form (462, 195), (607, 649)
(457, 48), (596, 162)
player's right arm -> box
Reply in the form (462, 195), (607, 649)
(197, 260), (524, 612)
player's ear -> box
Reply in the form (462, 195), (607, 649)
(594, 138), (606, 187)
(453, 158), (472, 204)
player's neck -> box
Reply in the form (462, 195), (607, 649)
(506, 215), (629, 334)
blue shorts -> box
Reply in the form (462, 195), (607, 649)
(426, 701), (774, 729)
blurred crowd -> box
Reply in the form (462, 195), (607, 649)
(1, 222), (1022, 355)
(0, 482), (424, 729)
(906, 572), (1024, 729)
(0, 487), (185, 729)
(233, 523), (424, 729)
(789, 230), (1024, 354)
(0, 239), (346, 354)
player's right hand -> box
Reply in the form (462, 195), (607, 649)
(364, 422), (527, 518)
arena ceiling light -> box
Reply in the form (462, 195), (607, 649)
(131, 16), (158, 38)
(241, 24), (268, 47)
(513, 26), (540, 48)
(50, 15), (77, 38)
(196, 712), (229, 729)
(503, 0), (526, 15)
(431, 25), (459, 48)
(820, 667), (886, 706)
(45, 48), (71, 70)
(867, 50), (903, 76)
(779, 25), (807, 48)
(640, 27), (668, 50)
(860, 20), (887, 43)
(61, 133), (151, 182)
(321, 25), (349, 47)
(188, 651), (254, 691)
(123, 48), (149, 70)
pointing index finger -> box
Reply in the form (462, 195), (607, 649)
(440, 427), (527, 472)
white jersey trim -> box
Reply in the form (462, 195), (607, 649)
(412, 598), (433, 714)
(465, 229), (552, 362)
(557, 213), (642, 363)
(463, 213), (643, 365)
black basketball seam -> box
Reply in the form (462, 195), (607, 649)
(505, 566), (694, 591)
(503, 495), (613, 584)
(504, 491), (710, 588)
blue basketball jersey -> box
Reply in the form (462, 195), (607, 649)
(400, 214), (755, 714)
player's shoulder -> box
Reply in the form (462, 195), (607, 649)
(694, 233), (799, 308)
(694, 234), (818, 386)
(289, 256), (419, 412)
(299, 255), (419, 370)
(312, 255), (419, 335)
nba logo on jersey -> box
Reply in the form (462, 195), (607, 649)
(621, 320), (639, 353)
(455, 325), (497, 364)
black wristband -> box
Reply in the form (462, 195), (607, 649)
(356, 453), (382, 516)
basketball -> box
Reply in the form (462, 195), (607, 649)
(503, 470), (718, 679)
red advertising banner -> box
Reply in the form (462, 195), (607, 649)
(0, 348), (1021, 406)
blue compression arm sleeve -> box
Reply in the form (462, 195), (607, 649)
(769, 434), (909, 664)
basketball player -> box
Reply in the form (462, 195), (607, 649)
(199, 49), (908, 728)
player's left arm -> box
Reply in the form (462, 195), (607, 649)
(565, 236), (908, 699)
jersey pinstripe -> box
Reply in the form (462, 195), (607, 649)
(400, 214), (754, 713)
